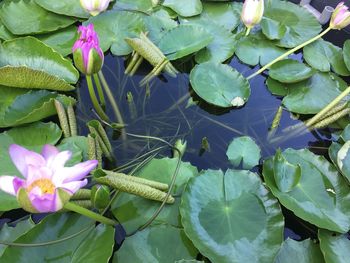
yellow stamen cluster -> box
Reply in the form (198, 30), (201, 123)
(27, 179), (55, 194)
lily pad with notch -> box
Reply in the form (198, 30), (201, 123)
(162, 0), (202, 17)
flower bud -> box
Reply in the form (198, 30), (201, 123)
(72, 24), (104, 75)
(241, 0), (264, 29)
(80, 0), (111, 16)
(91, 184), (110, 209)
(330, 2), (350, 30)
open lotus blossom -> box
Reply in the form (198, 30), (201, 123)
(80, 0), (111, 16)
(241, 0), (264, 32)
(72, 24), (104, 75)
(330, 2), (350, 29)
(0, 144), (98, 213)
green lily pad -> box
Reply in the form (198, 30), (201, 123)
(0, 87), (75, 128)
(269, 59), (315, 83)
(318, 229), (350, 263)
(266, 77), (289, 96)
(114, 0), (156, 12)
(274, 238), (325, 263)
(190, 62), (250, 108)
(180, 169), (284, 263)
(113, 225), (198, 263)
(162, 0), (202, 17)
(304, 39), (350, 76)
(235, 33), (286, 66)
(0, 122), (62, 211)
(112, 158), (198, 233)
(226, 136), (261, 169)
(0, 213), (93, 262)
(35, 0), (89, 18)
(143, 12), (178, 44)
(263, 148), (350, 233)
(36, 25), (78, 57)
(85, 10), (145, 56)
(261, 0), (321, 48)
(336, 141), (350, 183)
(158, 25), (213, 60)
(0, 0), (76, 35)
(282, 72), (347, 114)
(344, 40), (350, 71)
(0, 20), (14, 40)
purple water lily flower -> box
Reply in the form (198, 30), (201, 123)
(330, 2), (350, 30)
(80, 0), (111, 16)
(72, 24), (104, 75)
(0, 144), (98, 213)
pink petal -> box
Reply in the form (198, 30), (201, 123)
(49, 150), (72, 170)
(28, 188), (60, 213)
(41, 145), (59, 165)
(0, 176), (22, 196)
(52, 160), (98, 184)
(59, 179), (88, 194)
(26, 165), (53, 186)
(9, 144), (46, 178)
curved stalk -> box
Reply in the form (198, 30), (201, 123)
(247, 26), (332, 80)
(86, 75), (109, 122)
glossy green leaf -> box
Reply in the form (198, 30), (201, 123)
(0, 122), (62, 211)
(36, 26), (78, 56)
(266, 77), (289, 96)
(159, 25), (213, 60)
(180, 17), (236, 63)
(113, 225), (198, 263)
(163, 0), (202, 17)
(344, 40), (350, 71)
(273, 149), (301, 193)
(282, 72), (347, 114)
(340, 124), (350, 142)
(263, 148), (350, 233)
(0, 20), (14, 40)
(190, 62), (250, 107)
(180, 169), (284, 263)
(236, 33), (286, 66)
(274, 238), (325, 263)
(0, 219), (35, 257)
(35, 0), (89, 18)
(112, 158), (198, 233)
(0, 213), (93, 262)
(261, 0), (321, 48)
(269, 59), (315, 83)
(337, 141), (350, 183)
(0, 87), (75, 128)
(57, 136), (89, 167)
(85, 10), (145, 55)
(114, 0), (156, 12)
(226, 136), (261, 169)
(71, 224), (115, 263)
(319, 229), (350, 263)
(304, 39), (350, 76)
(0, 0), (76, 35)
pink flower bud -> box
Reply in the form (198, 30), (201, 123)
(330, 2), (350, 30)
(72, 24), (104, 76)
(80, 0), (111, 16)
(0, 144), (98, 213)
(241, 0), (265, 29)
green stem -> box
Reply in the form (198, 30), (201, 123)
(245, 27), (251, 36)
(305, 85), (350, 127)
(247, 26), (332, 80)
(93, 74), (106, 108)
(64, 202), (116, 226)
(86, 75), (109, 122)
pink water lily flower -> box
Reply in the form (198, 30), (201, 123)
(330, 2), (350, 30)
(0, 144), (98, 213)
(80, 0), (111, 16)
(72, 24), (104, 76)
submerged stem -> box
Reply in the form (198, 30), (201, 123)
(247, 27), (332, 80)
(86, 75), (109, 122)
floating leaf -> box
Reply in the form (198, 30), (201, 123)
(0, 20), (14, 40)
(113, 0), (156, 12)
(143, 12), (178, 44)
(0, 0), (76, 35)
(158, 25), (213, 60)
(190, 62), (250, 107)
(318, 229), (350, 263)
(337, 141), (350, 183)
(269, 59), (315, 83)
(35, 0), (89, 18)
(274, 238), (325, 263)
(0, 122), (62, 211)
(266, 77), (289, 96)
(226, 136), (261, 169)
(282, 72), (347, 114)
(113, 225), (198, 263)
(112, 158), (198, 233)
(304, 39), (350, 76)
(180, 169), (284, 263)
(85, 10), (145, 55)
(261, 0), (321, 48)
(263, 148), (350, 233)
(235, 33), (286, 66)
(162, 0), (202, 17)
